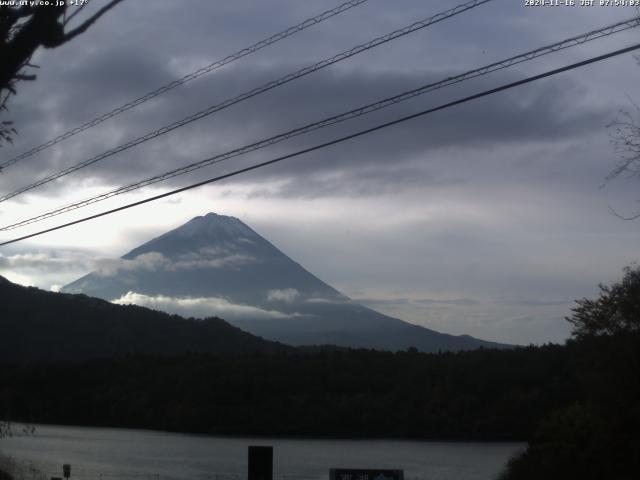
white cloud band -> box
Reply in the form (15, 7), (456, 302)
(112, 291), (301, 321)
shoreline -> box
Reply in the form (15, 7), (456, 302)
(1, 420), (528, 444)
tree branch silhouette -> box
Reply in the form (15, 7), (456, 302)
(0, 1), (124, 147)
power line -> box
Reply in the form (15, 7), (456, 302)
(3, 15), (638, 232)
(0, 0), (493, 204)
(2, 41), (638, 247)
(0, 0), (371, 171)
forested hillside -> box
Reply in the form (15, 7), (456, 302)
(0, 275), (289, 360)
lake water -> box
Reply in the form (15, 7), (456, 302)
(0, 424), (523, 480)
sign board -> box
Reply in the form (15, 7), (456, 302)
(62, 465), (71, 479)
(330, 469), (404, 480)
(248, 446), (273, 480)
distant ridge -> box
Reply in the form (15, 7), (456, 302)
(63, 213), (511, 352)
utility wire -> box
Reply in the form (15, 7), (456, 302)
(2, 42), (638, 247)
(0, 0), (493, 204)
(0, 0), (371, 171)
(3, 16), (638, 232)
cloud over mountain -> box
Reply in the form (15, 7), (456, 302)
(113, 291), (301, 321)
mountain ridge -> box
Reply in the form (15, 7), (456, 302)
(0, 274), (290, 361)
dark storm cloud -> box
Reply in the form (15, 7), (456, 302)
(0, 0), (630, 203)
(246, 165), (460, 199)
(0, 60), (616, 202)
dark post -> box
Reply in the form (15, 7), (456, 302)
(62, 465), (71, 479)
(248, 446), (273, 480)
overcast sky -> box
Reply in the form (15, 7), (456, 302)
(1, 0), (639, 345)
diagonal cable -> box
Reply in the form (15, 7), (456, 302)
(3, 15), (639, 232)
(2, 41), (639, 247)
(0, 0), (371, 170)
(0, 0), (493, 203)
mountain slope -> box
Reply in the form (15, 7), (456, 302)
(63, 213), (510, 352)
(0, 275), (289, 361)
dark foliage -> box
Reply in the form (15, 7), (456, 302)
(567, 266), (640, 339)
(501, 267), (640, 479)
(0, 345), (574, 440)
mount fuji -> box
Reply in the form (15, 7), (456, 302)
(63, 213), (508, 352)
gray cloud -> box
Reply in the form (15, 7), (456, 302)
(355, 297), (483, 307)
(94, 249), (258, 277)
(0, 249), (101, 291)
(94, 252), (168, 277)
(353, 293), (574, 345)
(246, 164), (462, 199)
(0, 1), (624, 201)
(0, 249), (106, 276)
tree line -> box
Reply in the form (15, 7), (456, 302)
(1, 344), (573, 440)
